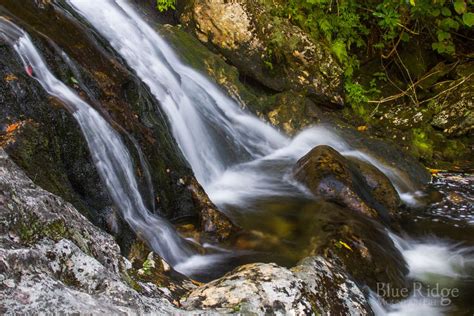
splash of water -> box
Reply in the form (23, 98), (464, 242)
(0, 17), (193, 265)
(369, 233), (474, 315)
(390, 233), (474, 284)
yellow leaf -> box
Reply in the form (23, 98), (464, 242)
(428, 168), (446, 174)
(338, 241), (353, 251)
(410, 0), (415, 6)
(357, 125), (368, 132)
(4, 74), (17, 82)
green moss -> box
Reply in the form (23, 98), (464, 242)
(15, 215), (70, 245)
(411, 128), (434, 160)
(121, 272), (143, 292)
(158, 25), (277, 113)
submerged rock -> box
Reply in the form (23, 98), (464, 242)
(293, 145), (397, 221)
(181, 258), (373, 315)
(179, 0), (344, 106)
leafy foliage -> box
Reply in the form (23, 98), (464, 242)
(156, 0), (175, 12)
(275, 0), (473, 105)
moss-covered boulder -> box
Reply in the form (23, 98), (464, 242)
(348, 158), (401, 217)
(179, 0), (344, 106)
(351, 58), (472, 170)
(429, 63), (473, 137)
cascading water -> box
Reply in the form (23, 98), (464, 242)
(67, 0), (288, 188)
(66, 0), (419, 210)
(0, 17), (193, 265)
(369, 234), (474, 315)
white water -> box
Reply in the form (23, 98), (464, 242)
(369, 233), (474, 315)
(390, 234), (474, 284)
(0, 17), (193, 265)
(67, 0), (421, 212)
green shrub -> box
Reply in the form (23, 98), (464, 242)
(275, 0), (473, 107)
(156, 0), (175, 12)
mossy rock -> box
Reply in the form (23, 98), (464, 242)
(179, 0), (344, 106)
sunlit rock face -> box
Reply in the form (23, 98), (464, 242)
(180, 0), (344, 107)
(181, 258), (373, 315)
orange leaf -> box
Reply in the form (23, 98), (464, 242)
(6, 122), (20, 133)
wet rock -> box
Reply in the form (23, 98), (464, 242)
(187, 177), (239, 241)
(1, 3), (233, 254)
(181, 258), (373, 315)
(347, 158), (401, 217)
(293, 145), (394, 220)
(266, 91), (322, 136)
(180, 0), (344, 106)
(0, 149), (181, 313)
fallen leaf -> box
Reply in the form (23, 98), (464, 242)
(5, 122), (20, 133)
(4, 74), (17, 82)
(25, 65), (33, 77)
(428, 168), (446, 174)
(338, 240), (353, 251)
(357, 125), (368, 132)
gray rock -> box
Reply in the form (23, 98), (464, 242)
(181, 259), (373, 315)
(0, 149), (180, 314)
(292, 256), (373, 315)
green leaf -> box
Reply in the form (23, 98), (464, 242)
(441, 7), (452, 16)
(454, 0), (467, 14)
(462, 12), (474, 27)
(409, 0), (416, 6)
(437, 30), (451, 41)
(401, 32), (410, 42)
(331, 40), (348, 63)
(432, 9), (441, 17)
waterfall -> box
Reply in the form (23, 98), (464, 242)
(66, 0), (421, 211)
(0, 17), (193, 265)
(66, 0), (289, 188)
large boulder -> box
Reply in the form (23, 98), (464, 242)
(181, 258), (373, 315)
(0, 149), (181, 314)
(179, 0), (344, 106)
(429, 62), (473, 137)
(159, 24), (322, 135)
(293, 145), (399, 221)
